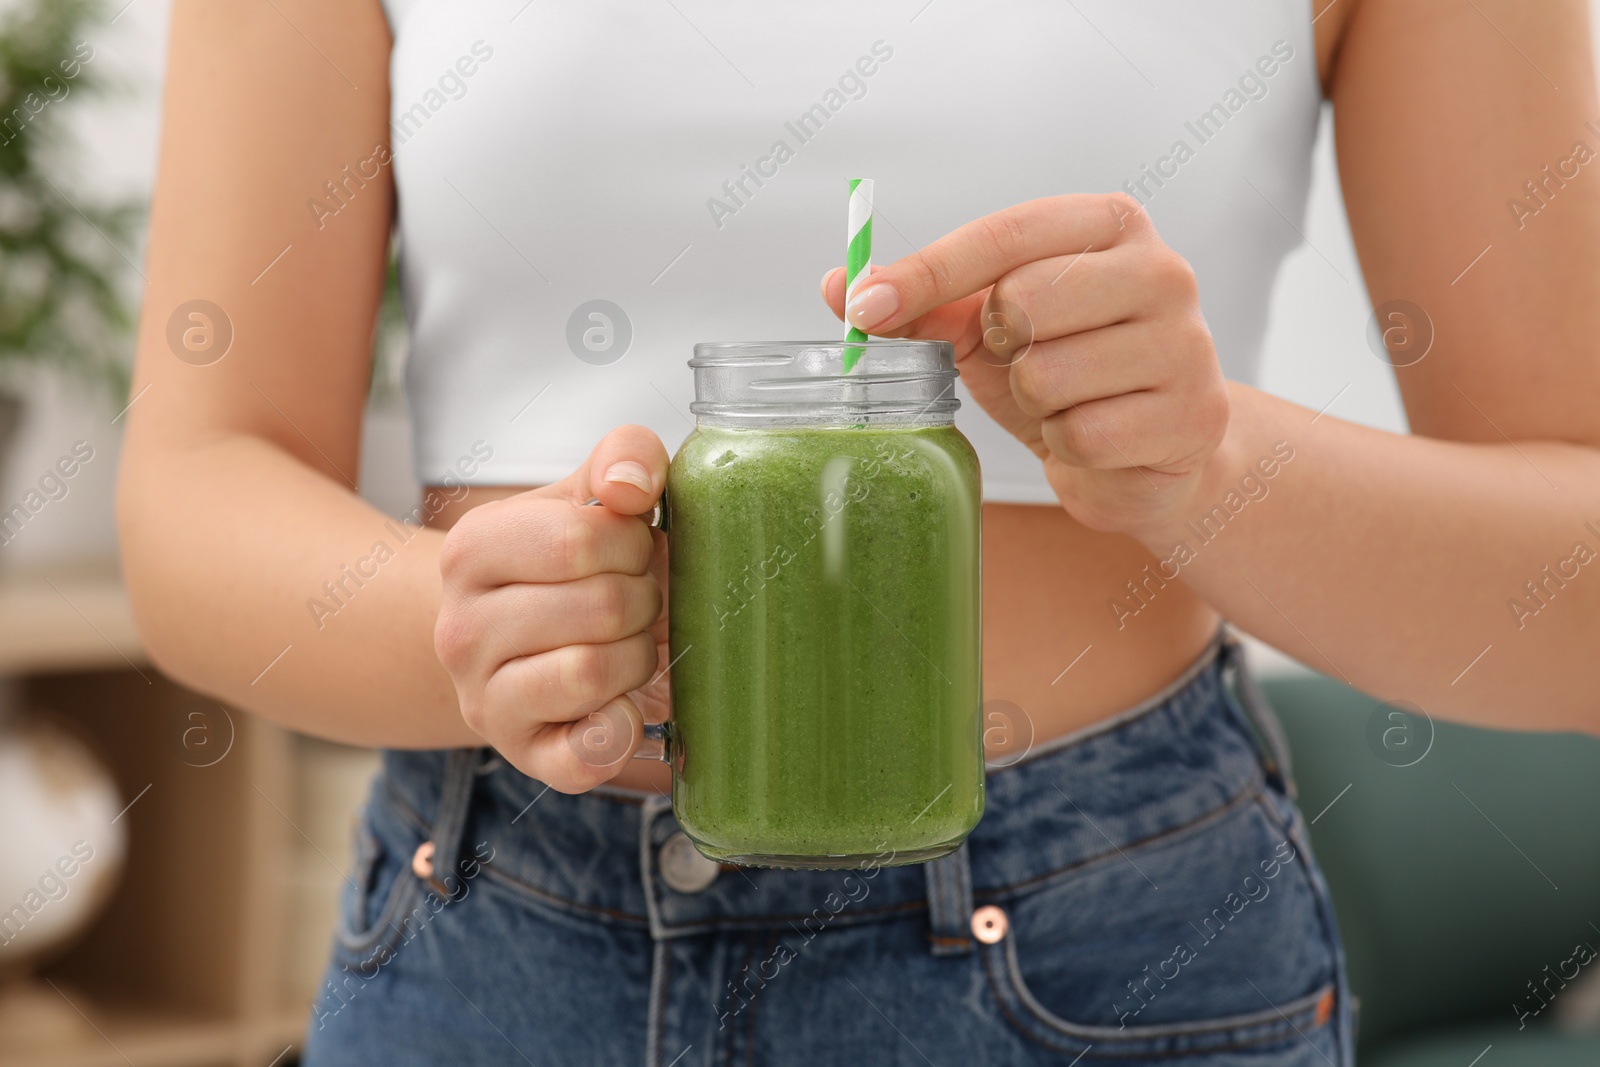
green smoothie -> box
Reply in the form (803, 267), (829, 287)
(666, 422), (983, 867)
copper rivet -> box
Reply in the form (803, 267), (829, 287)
(411, 841), (436, 880)
(1314, 988), (1335, 1028)
(971, 904), (1009, 944)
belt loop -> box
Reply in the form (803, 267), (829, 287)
(923, 843), (974, 956)
(1220, 629), (1297, 799)
(638, 794), (673, 941)
(423, 748), (482, 899)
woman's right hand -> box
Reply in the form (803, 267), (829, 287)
(433, 426), (671, 793)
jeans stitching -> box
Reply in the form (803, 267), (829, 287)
(382, 776), (433, 837)
(974, 788), (1341, 1056)
(332, 848), (421, 966)
(648, 938), (670, 1067)
(727, 933), (755, 1066)
(998, 632), (1227, 771)
(982, 933), (1335, 1056)
(746, 930), (777, 1067)
(1253, 790), (1354, 1066)
(479, 864), (652, 926)
(972, 776), (1265, 907)
(455, 779), (1268, 939)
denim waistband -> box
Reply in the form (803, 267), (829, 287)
(371, 629), (1283, 943)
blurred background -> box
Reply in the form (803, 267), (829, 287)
(1, 2), (1598, 1065)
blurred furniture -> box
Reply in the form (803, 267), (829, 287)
(0, 563), (374, 1067)
(1263, 668), (1600, 1065)
(0, 707), (129, 1046)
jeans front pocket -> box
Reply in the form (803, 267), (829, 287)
(979, 790), (1345, 1063)
(331, 802), (422, 974)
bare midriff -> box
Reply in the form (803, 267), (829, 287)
(426, 487), (1218, 793)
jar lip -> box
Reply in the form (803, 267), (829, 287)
(690, 339), (955, 368)
(688, 404), (960, 422)
(687, 340), (959, 422)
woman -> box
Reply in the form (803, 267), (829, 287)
(119, 0), (1600, 1063)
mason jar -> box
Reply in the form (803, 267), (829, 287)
(656, 339), (983, 869)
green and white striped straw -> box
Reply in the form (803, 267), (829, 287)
(842, 177), (874, 373)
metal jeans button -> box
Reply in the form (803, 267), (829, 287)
(659, 832), (719, 893)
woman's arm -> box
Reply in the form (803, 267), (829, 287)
(1149, 0), (1600, 730)
(117, 0), (474, 746)
(1164, 385), (1600, 731)
(825, 0), (1600, 733)
(122, 2), (673, 775)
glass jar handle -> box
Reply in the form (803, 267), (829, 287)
(582, 491), (668, 531)
(582, 494), (671, 763)
(635, 721), (672, 763)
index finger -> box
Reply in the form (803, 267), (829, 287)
(844, 193), (1148, 335)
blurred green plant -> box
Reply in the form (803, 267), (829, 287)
(0, 0), (139, 403)
(369, 247), (407, 404)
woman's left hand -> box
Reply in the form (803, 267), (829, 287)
(822, 193), (1229, 540)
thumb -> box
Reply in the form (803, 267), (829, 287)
(540, 425), (669, 515)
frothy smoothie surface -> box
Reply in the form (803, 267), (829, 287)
(667, 423), (983, 867)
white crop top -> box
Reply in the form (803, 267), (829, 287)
(378, 0), (1320, 502)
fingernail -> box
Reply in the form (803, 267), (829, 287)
(846, 284), (899, 331)
(603, 461), (653, 493)
(569, 703), (635, 767)
(819, 267), (839, 300)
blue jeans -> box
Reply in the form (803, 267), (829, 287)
(303, 632), (1352, 1065)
